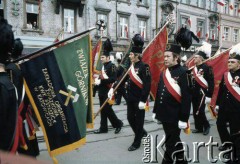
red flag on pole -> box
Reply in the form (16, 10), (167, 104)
(205, 50), (230, 117)
(125, 26), (128, 38)
(217, 25), (221, 31)
(197, 31), (201, 38)
(142, 26), (168, 99)
(187, 18), (191, 28)
(92, 39), (102, 74)
(217, 0), (225, 6)
(205, 33), (209, 42)
(229, 4), (234, 10)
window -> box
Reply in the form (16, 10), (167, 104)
(181, 0), (189, 4)
(223, 27), (230, 41)
(26, 3), (39, 29)
(139, 19), (147, 40)
(64, 9), (75, 33)
(0, 0), (4, 17)
(210, 0), (217, 11)
(233, 29), (239, 42)
(224, 0), (230, 14)
(197, 20), (205, 38)
(209, 23), (216, 40)
(190, 0), (197, 6)
(181, 16), (188, 28)
(234, 3), (239, 16)
(97, 13), (108, 37)
(198, 0), (204, 8)
(120, 17), (129, 38)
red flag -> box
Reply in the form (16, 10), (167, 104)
(217, 25), (221, 31)
(205, 50), (230, 115)
(125, 26), (128, 38)
(92, 39), (102, 74)
(197, 31), (201, 38)
(205, 33), (209, 42)
(187, 18), (191, 28)
(141, 30), (144, 38)
(217, 0), (225, 6)
(142, 27), (168, 98)
(185, 55), (195, 69)
(212, 34), (215, 40)
(229, 4), (234, 10)
(238, 9), (240, 13)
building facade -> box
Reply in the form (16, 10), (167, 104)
(0, 0), (239, 57)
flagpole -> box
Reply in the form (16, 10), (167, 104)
(14, 27), (96, 63)
(94, 19), (171, 119)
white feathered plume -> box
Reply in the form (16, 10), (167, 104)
(197, 41), (212, 58)
(230, 42), (240, 55)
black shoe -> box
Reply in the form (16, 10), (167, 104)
(94, 129), (108, 134)
(192, 129), (203, 133)
(128, 145), (140, 151)
(115, 121), (123, 134)
(203, 127), (210, 135)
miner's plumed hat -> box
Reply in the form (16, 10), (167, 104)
(102, 38), (113, 56)
(196, 41), (212, 59)
(229, 43), (240, 60)
(175, 27), (199, 50)
(131, 34), (144, 54)
(165, 44), (182, 54)
(12, 38), (23, 59)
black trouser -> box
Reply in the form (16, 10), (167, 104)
(162, 122), (188, 164)
(127, 102), (145, 147)
(192, 95), (210, 131)
(115, 86), (127, 105)
(217, 108), (230, 145)
(99, 95), (122, 131)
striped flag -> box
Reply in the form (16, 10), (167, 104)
(20, 34), (93, 160)
(92, 39), (102, 74)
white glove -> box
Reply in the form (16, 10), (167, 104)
(152, 113), (158, 123)
(94, 78), (101, 85)
(215, 105), (219, 113)
(205, 97), (211, 104)
(138, 101), (145, 110)
(178, 120), (187, 129)
(108, 88), (114, 99)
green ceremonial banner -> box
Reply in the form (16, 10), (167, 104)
(20, 34), (93, 158)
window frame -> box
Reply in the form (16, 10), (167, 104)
(197, 19), (205, 38)
(118, 11), (131, 39)
(223, 26), (230, 41)
(233, 3), (239, 17)
(138, 19), (147, 40)
(232, 28), (239, 42)
(94, 7), (111, 38)
(224, 0), (230, 14)
(22, 0), (43, 34)
(63, 8), (75, 33)
(180, 15), (189, 28)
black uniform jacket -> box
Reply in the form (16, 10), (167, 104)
(192, 63), (214, 98)
(0, 72), (18, 150)
(216, 69), (240, 112)
(127, 61), (151, 103)
(98, 61), (117, 96)
(153, 64), (192, 123)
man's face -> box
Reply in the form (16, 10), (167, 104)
(228, 59), (240, 71)
(194, 54), (203, 65)
(164, 51), (178, 67)
(100, 55), (109, 64)
(129, 52), (139, 63)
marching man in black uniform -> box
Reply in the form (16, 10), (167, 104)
(94, 38), (123, 134)
(0, 17), (18, 151)
(152, 43), (191, 163)
(191, 42), (214, 135)
(109, 34), (151, 151)
(216, 43), (240, 162)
